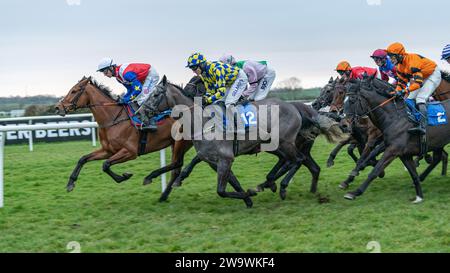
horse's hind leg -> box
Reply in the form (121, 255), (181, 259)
(347, 144), (359, 163)
(279, 157), (303, 200)
(256, 156), (286, 193)
(419, 149), (443, 182)
(302, 152), (320, 194)
(102, 148), (137, 183)
(144, 141), (192, 186)
(67, 149), (111, 192)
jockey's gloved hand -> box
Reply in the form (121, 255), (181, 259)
(201, 96), (209, 106)
(395, 89), (406, 98)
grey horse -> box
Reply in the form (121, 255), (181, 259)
(141, 76), (346, 207)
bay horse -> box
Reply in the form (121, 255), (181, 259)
(344, 76), (450, 203)
(55, 76), (192, 195)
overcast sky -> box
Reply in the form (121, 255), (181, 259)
(1, 0), (449, 97)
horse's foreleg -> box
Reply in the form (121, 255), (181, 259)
(339, 142), (386, 190)
(158, 141), (193, 202)
(327, 138), (351, 167)
(344, 147), (398, 200)
(301, 152), (320, 194)
(143, 146), (182, 186)
(102, 148), (137, 183)
(172, 154), (203, 187)
(67, 149), (111, 192)
(347, 144), (359, 163)
(400, 156), (424, 203)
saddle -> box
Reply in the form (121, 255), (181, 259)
(405, 99), (448, 155)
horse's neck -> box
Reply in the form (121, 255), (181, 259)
(87, 88), (126, 127)
(361, 90), (401, 132)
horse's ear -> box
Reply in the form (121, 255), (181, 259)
(161, 75), (167, 86)
(329, 77), (334, 83)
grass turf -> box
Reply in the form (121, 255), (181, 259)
(0, 138), (448, 252)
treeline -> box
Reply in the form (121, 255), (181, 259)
(267, 87), (321, 101)
(0, 95), (61, 112)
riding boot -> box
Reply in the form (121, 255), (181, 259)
(408, 103), (427, 135)
(140, 117), (158, 132)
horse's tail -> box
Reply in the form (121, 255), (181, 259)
(315, 114), (348, 143)
(290, 101), (348, 143)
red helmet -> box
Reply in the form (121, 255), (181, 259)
(371, 49), (387, 59)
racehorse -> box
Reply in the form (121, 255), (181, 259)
(312, 77), (338, 111)
(344, 75), (450, 203)
(141, 76), (346, 207)
(55, 76), (192, 195)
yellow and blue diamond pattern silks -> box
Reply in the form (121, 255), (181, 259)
(202, 61), (240, 104)
(187, 53), (206, 67)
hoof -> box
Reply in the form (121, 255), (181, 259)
(247, 189), (258, 197)
(344, 192), (356, 200)
(378, 170), (385, 178)
(327, 160), (334, 168)
(172, 180), (182, 188)
(269, 183), (277, 193)
(66, 183), (75, 192)
(122, 172), (133, 180)
(244, 198), (253, 208)
(411, 196), (423, 204)
(255, 183), (265, 192)
(280, 189), (287, 200)
(159, 195), (168, 202)
(339, 182), (349, 190)
(143, 177), (153, 186)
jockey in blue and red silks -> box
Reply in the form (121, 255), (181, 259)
(97, 57), (160, 131)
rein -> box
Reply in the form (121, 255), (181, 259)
(62, 80), (130, 129)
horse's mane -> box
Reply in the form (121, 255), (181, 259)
(88, 78), (118, 100)
(441, 70), (450, 83)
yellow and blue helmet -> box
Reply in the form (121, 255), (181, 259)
(186, 53), (207, 68)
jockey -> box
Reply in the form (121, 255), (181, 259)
(186, 53), (248, 107)
(335, 61), (378, 81)
(442, 44), (450, 64)
(370, 49), (397, 84)
(97, 57), (159, 131)
(386, 42), (442, 135)
(219, 54), (276, 102)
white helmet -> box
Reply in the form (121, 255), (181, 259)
(97, 57), (115, 72)
(219, 54), (236, 65)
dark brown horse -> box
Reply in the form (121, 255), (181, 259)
(55, 76), (192, 195)
(330, 76), (447, 189)
(344, 76), (450, 203)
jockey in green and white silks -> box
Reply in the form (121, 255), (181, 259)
(186, 53), (248, 106)
(219, 54), (276, 101)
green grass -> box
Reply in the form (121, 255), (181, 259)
(0, 139), (449, 253)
